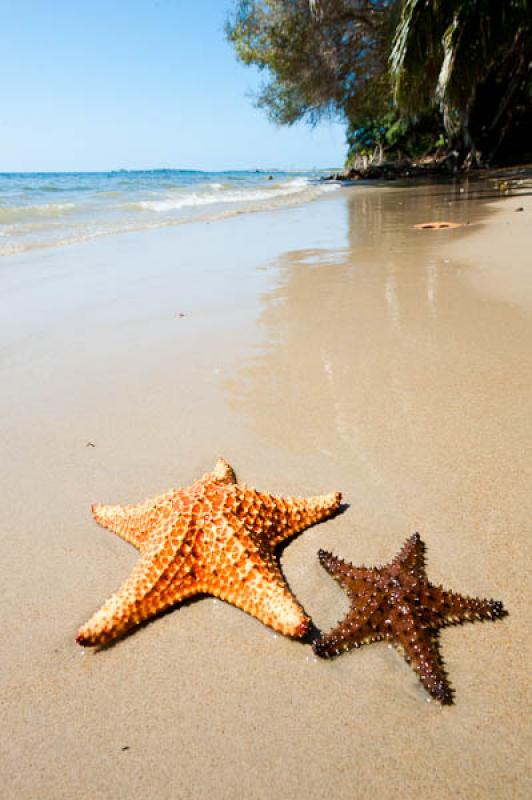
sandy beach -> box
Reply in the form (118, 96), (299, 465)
(1, 177), (531, 799)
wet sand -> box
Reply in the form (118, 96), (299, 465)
(1, 178), (531, 799)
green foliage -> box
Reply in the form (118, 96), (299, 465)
(226, 1), (394, 126)
(346, 108), (446, 165)
(227, 0), (532, 165)
(391, 0), (532, 158)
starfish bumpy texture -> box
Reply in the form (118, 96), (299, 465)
(313, 533), (506, 704)
(77, 458), (341, 646)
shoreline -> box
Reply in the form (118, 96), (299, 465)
(1, 181), (530, 799)
(324, 158), (532, 184)
(0, 170), (341, 258)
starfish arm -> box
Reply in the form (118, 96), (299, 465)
(238, 488), (342, 548)
(394, 532), (426, 574)
(77, 517), (196, 646)
(423, 585), (507, 628)
(196, 457), (237, 487)
(318, 549), (376, 593)
(392, 614), (453, 704)
(313, 591), (385, 658)
(91, 487), (182, 551)
(211, 458), (237, 484)
(200, 515), (309, 637)
(92, 500), (153, 551)
(211, 569), (309, 638)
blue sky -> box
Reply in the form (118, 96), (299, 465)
(0, 0), (346, 172)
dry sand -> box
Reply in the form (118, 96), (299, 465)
(1, 176), (531, 799)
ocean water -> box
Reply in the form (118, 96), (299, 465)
(0, 169), (340, 256)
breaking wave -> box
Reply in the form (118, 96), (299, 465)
(0, 170), (341, 256)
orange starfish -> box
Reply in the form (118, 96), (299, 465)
(77, 458), (341, 646)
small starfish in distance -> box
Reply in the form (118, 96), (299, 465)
(313, 533), (507, 704)
(77, 458), (342, 647)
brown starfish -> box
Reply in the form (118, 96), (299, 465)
(313, 534), (506, 704)
(77, 458), (341, 647)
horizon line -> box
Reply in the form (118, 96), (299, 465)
(0, 165), (342, 176)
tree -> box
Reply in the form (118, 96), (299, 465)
(227, 1), (532, 167)
(226, 1), (395, 127)
(227, 1), (434, 166)
(390, 0), (532, 162)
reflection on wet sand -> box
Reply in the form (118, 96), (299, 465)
(226, 183), (532, 543)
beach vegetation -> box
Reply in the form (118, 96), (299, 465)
(226, 0), (394, 127)
(390, 0), (532, 165)
(227, 0), (532, 170)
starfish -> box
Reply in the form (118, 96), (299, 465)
(313, 533), (506, 704)
(413, 221), (465, 230)
(77, 458), (341, 646)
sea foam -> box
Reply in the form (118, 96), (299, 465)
(0, 169), (340, 256)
